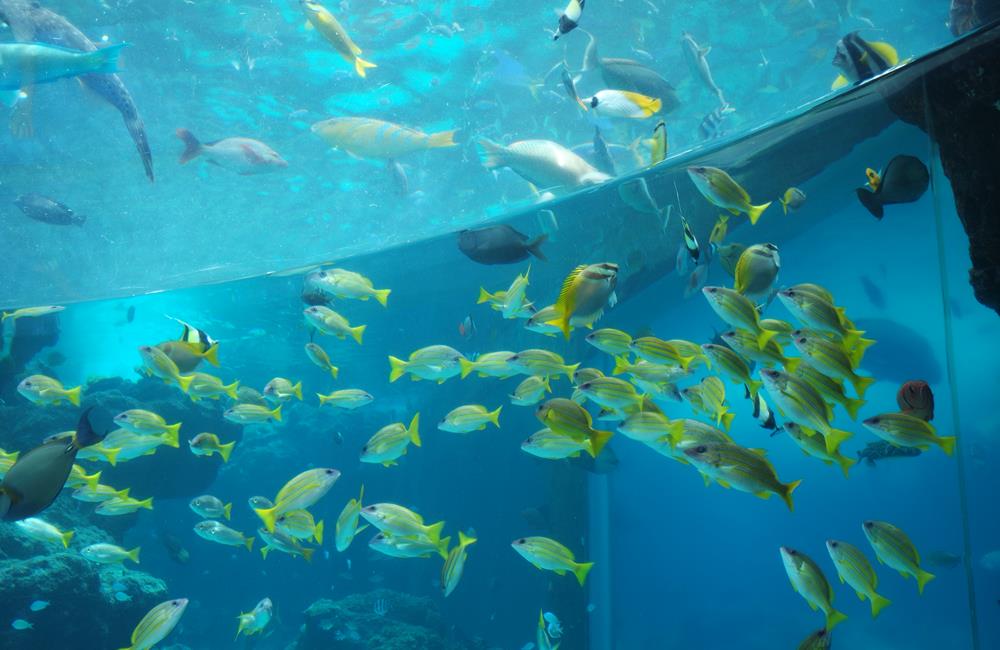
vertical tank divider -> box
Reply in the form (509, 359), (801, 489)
(549, 463), (590, 646)
(925, 79), (981, 650)
(588, 474), (612, 650)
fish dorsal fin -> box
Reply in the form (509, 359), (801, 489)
(557, 265), (588, 304)
(700, 45), (711, 57)
(831, 75), (848, 90)
(870, 41), (899, 66)
(748, 447), (768, 457)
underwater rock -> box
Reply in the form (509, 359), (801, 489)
(882, 22), (1000, 317)
(289, 589), (489, 650)
(0, 313), (60, 397)
(0, 552), (166, 650)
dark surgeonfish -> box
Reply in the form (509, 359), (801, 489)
(458, 225), (547, 265)
(14, 193), (86, 226)
(856, 155), (929, 219)
(0, 408), (103, 521)
(857, 440), (922, 467)
(832, 31), (899, 89)
(581, 32), (681, 114)
(897, 380), (934, 421)
(0, 0), (154, 181)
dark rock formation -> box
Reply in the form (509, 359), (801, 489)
(0, 552), (166, 650)
(882, 22), (1000, 316)
(0, 313), (60, 397)
(287, 589), (491, 650)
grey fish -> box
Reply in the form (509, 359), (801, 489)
(582, 33), (680, 113)
(856, 155), (929, 219)
(591, 127), (616, 176)
(0, 0), (153, 181)
(0, 408), (103, 521)
(857, 440), (922, 467)
(14, 193), (85, 226)
(860, 275), (886, 309)
(680, 31), (726, 106)
(458, 225), (547, 265)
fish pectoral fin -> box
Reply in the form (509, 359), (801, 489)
(754, 491), (772, 500)
(807, 601), (818, 611)
(855, 590), (866, 601)
(716, 478), (732, 489)
(831, 75), (848, 90)
(553, 569), (567, 576)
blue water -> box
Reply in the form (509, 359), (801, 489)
(2, 1), (999, 649)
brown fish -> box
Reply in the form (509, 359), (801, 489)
(897, 380), (934, 421)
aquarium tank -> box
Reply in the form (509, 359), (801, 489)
(1, 0), (999, 648)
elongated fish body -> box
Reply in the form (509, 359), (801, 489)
(553, 0), (584, 40)
(0, 0), (153, 180)
(14, 193), (85, 226)
(119, 599), (188, 650)
(688, 166), (772, 224)
(301, 0), (375, 77)
(582, 35), (680, 113)
(176, 129), (287, 174)
(0, 41), (123, 90)
(312, 117), (456, 159)
(861, 412), (955, 456)
(684, 441), (800, 510)
(826, 539), (891, 617)
(780, 547), (847, 631)
(680, 32), (725, 106)
(334, 484), (365, 552)
(478, 139), (611, 189)
(863, 520), (935, 594)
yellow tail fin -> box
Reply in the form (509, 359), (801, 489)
(164, 423), (181, 448)
(825, 607), (848, 630)
(354, 55), (377, 78)
(488, 406), (502, 427)
(350, 325), (365, 345)
(201, 343), (220, 367)
(458, 531), (477, 548)
(589, 429), (613, 458)
(781, 479), (802, 512)
(328, 365), (339, 379)
(65, 385), (82, 407)
(270, 405), (282, 422)
(836, 454), (856, 478)
(256, 507), (278, 533)
(938, 436), (956, 457)
(746, 379), (763, 399)
(916, 568), (935, 594)
(477, 287), (494, 304)
(244, 536), (255, 552)
(388, 356), (407, 382)
(870, 592), (891, 618)
(458, 357), (476, 379)
(573, 561), (594, 586)
(825, 428), (853, 455)
(720, 411), (735, 432)
(176, 373), (193, 393)
(612, 355), (630, 376)
(84, 471), (101, 489)
(436, 535), (452, 559)
(102, 447), (120, 467)
(317, 392), (330, 406)
(746, 201), (772, 225)
(219, 441), (235, 463)
(128, 546), (141, 564)
(427, 129), (458, 148)
(426, 520), (446, 544)
(223, 381), (240, 400)
(314, 520), (325, 545)
(844, 397), (865, 421)
(139, 498), (154, 510)
(373, 288), (390, 307)
(852, 375), (876, 400)
(61, 530), (74, 548)
(408, 413), (421, 446)
(292, 381), (303, 400)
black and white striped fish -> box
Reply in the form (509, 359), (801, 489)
(553, 0), (585, 40)
(698, 104), (734, 141)
(831, 32), (899, 89)
(745, 385), (779, 433)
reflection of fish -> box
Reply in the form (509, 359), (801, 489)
(14, 194), (85, 226)
(859, 275), (886, 309)
(582, 90), (661, 118)
(856, 155), (929, 219)
(591, 128), (616, 176)
(680, 31), (726, 106)
(0, 41), (124, 94)
(853, 318), (941, 383)
(458, 315), (476, 340)
(582, 33), (680, 113)
(458, 225), (547, 265)
(856, 440), (922, 466)
(897, 380), (934, 421)
(925, 550), (961, 569)
(698, 104), (734, 141)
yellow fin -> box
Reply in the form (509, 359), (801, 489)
(870, 41), (899, 66)
(831, 74), (848, 90)
(354, 56), (377, 78)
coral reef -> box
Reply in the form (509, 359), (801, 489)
(287, 589), (492, 650)
(0, 551), (166, 650)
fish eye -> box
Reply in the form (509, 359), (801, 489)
(830, 541), (839, 548)
(23, 381), (31, 387)
(515, 538), (526, 544)
(695, 445), (707, 453)
(590, 96), (598, 107)
(870, 417), (880, 424)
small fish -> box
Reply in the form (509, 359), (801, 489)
(863, 520), (935, 594)
(254, 468), (341, 532)
(388, 345), (465, 383)
(780, 546), (847, 630)
(189, 495), (232, 520)
(301, 0), (376, 77)
(561, 66), (586, 109)
(95, 494), (153, 516)
(439, 405), (502, 433)
(826, 539), (892, 617)
(259, 526), (314, 561)
(276, 509), (324, 544)
(747, 388), (779, 432)
(137, 345), (196, 391)
(708, 214), (729, 245)
(687, 166), (771, 224)
(859, 274), (886, 309)
(335, 484), (366, 552)
(361, 414), (421, 467)
(312, 117), (455, 160)
(897, 380), (934, 420)
(650, 120), (667, 165)
(703, 286), (774, 348)
(866, 167), (881, 191)
(175, 129), (286, 174)
(303, 305), (366, 344)
(681, 376), (734, 430)
(546, 262), (619, 339)
(194, 520), (254, 551)
(698, 104), (734, 141)
(832, 32), (899, 89)
(14, 194), (86, 226)
(508, 349), (579, 379)
(797, 628), (832, 650)
(113, 410), (181, 439)
(361, 503), (446, 553)
(684, 442), (800, 509)
(317, 389), (374, 410)
(224, 403), (282, 424)
(553, 0), (585, 40)
(784, 422), (856, 477)
(791, 332), (876, 398)
(263, 377), (303, 403)
(680, 31), (726, 106)
(511, 536), (593, 585)
(186, 373), (239, 402)
(856, 155), (930, 219)
(303, 268), (390, 306)
(119, 599), (188, 650)
(0, 306), (64, 322)
(11, 619), (32, 631)
(29, 601), (48, 612)
(458, 315), (477, 340)
(15, 517), (74, 548)
(734, 243), (780, 296)
(862, 412), (955, 456)
(188, 433), (235, 463)
(81, 543), (141, 565)
(680, 215), (700, 262)
(368, 530), (447, 559)
(535, 398), (613, 458)
(585, 328), (633, 356)
(521, 427), (594, 459)
(780, 187), (807, 214)
(510, 376), (551, 407)
(442, 531), (477, 596)
(582, 90), (661, 118)
(236, 597), (273, 639)
(17, 375), (81, 407)
(305, 342), (339, 379)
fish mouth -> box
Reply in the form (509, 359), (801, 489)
(759, 368), (779, 379)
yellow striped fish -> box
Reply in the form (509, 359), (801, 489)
(311, 117), (456, 160)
